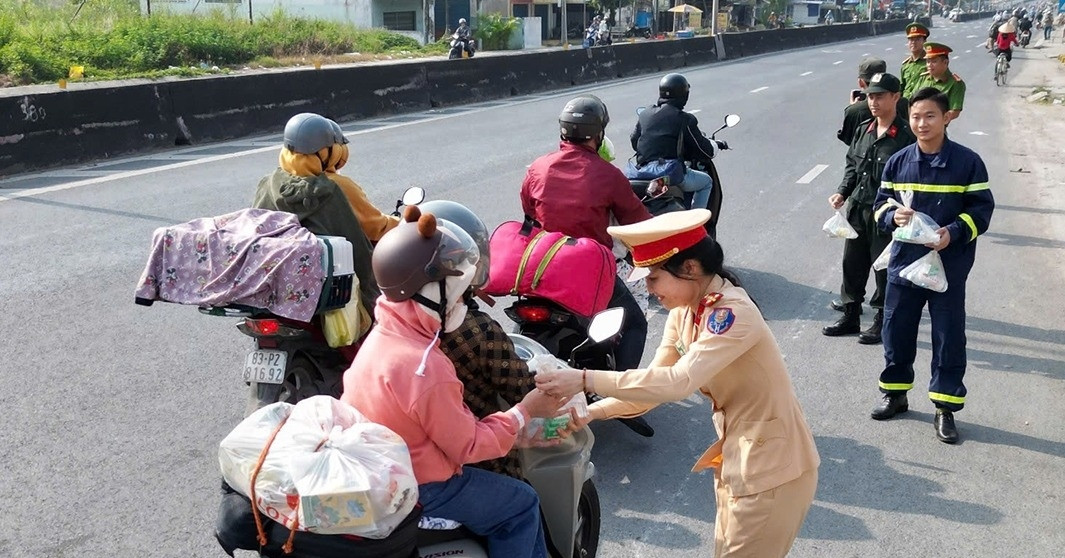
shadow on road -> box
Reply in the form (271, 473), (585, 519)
(800, 503), (875, 541)
(899, 411), (1065, 459)
(994, 203), (1065, 216)
(982, 231), (1065, 250)
(9, 196), (178, 225)
(813, 435), (1003, 525)
(731, 268), (836, 322)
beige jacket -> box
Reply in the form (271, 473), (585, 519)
(588, 276), (820, 497)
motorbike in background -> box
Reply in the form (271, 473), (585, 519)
(201, 187), (425, 413)
(1019, 29), (1031, 47)
(624, 23), (653, 38)
(628, 113), (741, 238)
(449, 33), (476, 59)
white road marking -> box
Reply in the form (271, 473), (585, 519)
(885, 47), (894, 51)
(688, 109), (701, 114)
(967, 34), (977, 38)
(1, 79), (653, 202)
(796, 164), (830, 184)
(833, 60), (843, 65)
(801, 71), (813, 76)
(975, 42), (987, 47)
(966, 49), (972, 53)
(970, 131), (988, 136)
(862, 53), (870, 56)
(750, 86), (769, 93)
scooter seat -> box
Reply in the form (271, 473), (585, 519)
(418, 516), (463, 530)
(417, 521), (479, 547)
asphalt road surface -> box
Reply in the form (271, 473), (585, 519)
(2, 16), (1063, 558)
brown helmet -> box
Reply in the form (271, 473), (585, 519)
(372, 206), (479, 303)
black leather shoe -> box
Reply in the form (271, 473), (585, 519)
(831, 299), (863, 314)
(935, 409), (959, 444)
(858, 310), (884, 345)
(823, 303), (861, 336)
(870, 393), (909, 420)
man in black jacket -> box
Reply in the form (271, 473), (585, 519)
(630, 73), (723, 213)
(837, 58), (910, 146)
(824, 73), (916, 344)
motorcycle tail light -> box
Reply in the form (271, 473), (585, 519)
(237, 318), (307, 338)
(511, 305), (552, 323)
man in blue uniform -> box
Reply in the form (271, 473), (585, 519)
(869, 88), (995, 444)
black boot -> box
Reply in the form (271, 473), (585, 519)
(830, 299), (863, 314)
(823, 303), (861, 336)
(870, 392), (908, 420)
(934, 409), (959, 444)
(858, 309), (884, 345)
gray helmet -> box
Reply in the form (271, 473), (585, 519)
(659, 73), (690, 105)
(418, 200), (490, 288)
(373, 208), (479, 302)
(283, 113), (347, 155)
(559, 95), (610, 142)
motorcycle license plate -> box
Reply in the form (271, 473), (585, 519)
(242, 350), (287, 385)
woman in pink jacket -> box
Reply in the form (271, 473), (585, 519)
(341, 206), (563, 558)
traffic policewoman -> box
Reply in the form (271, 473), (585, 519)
(536, 209), (820, 558)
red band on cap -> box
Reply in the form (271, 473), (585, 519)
(632, 226), (708, 267)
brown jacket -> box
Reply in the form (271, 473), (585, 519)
(439, 302), (536, 478)
(588, 276), (819, 497)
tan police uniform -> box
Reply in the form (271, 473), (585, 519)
(589, 209), (820, 558)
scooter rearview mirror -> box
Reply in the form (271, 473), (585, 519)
(587, 307), (625, 344)
(635, 106), (646, 116)
(724, 114), (741, 128)
(401, 186), (425, 207)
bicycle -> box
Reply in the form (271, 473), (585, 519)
(994, 52), (1009, 86)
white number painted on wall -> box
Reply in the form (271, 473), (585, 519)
(20, 97), (46, 122)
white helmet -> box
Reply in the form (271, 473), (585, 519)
(459, 18), (467, 24)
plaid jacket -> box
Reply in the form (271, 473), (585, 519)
(439, 301), (535, 478)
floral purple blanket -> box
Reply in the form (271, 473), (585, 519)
(134, 209), (325, 322)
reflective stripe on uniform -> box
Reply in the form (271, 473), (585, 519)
(883, 182), (968, 194)
(879, 381), (914, 391)
(929, 392), (966, 405)
(966, 182), (990, 192)
(959, 213), (979, 241)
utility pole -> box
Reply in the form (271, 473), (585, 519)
(711, 0), (719, 34)
(561, 0), (568, 46)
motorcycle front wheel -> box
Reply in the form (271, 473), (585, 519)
(572, 480), (601, 558)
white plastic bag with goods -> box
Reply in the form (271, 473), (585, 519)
(218, 396), (418, 538)
(823, 211), (859, 239)
(892, 210), (942, 245)
(900, 250), (949, 293)
(872, 240), (894, 271)
(527, 354), (589, 440)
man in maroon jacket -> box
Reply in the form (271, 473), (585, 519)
(521, 95), (653, 371)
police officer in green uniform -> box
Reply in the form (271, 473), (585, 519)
(900, 22), (930, 100)
(837, 58), (909, 146)
(909, 42), (966, 121)
(825, 73), (916, 344)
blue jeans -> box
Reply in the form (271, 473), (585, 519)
(419, 467), (547, 558)
(679, 168), (713, 210)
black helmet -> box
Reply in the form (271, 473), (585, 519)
(659, 73), (690, 105)
(559, 95), (610, 142)
(373, 207), (479, 303)
(417, 200), (490, 288)
(283, 113), (347, 155)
